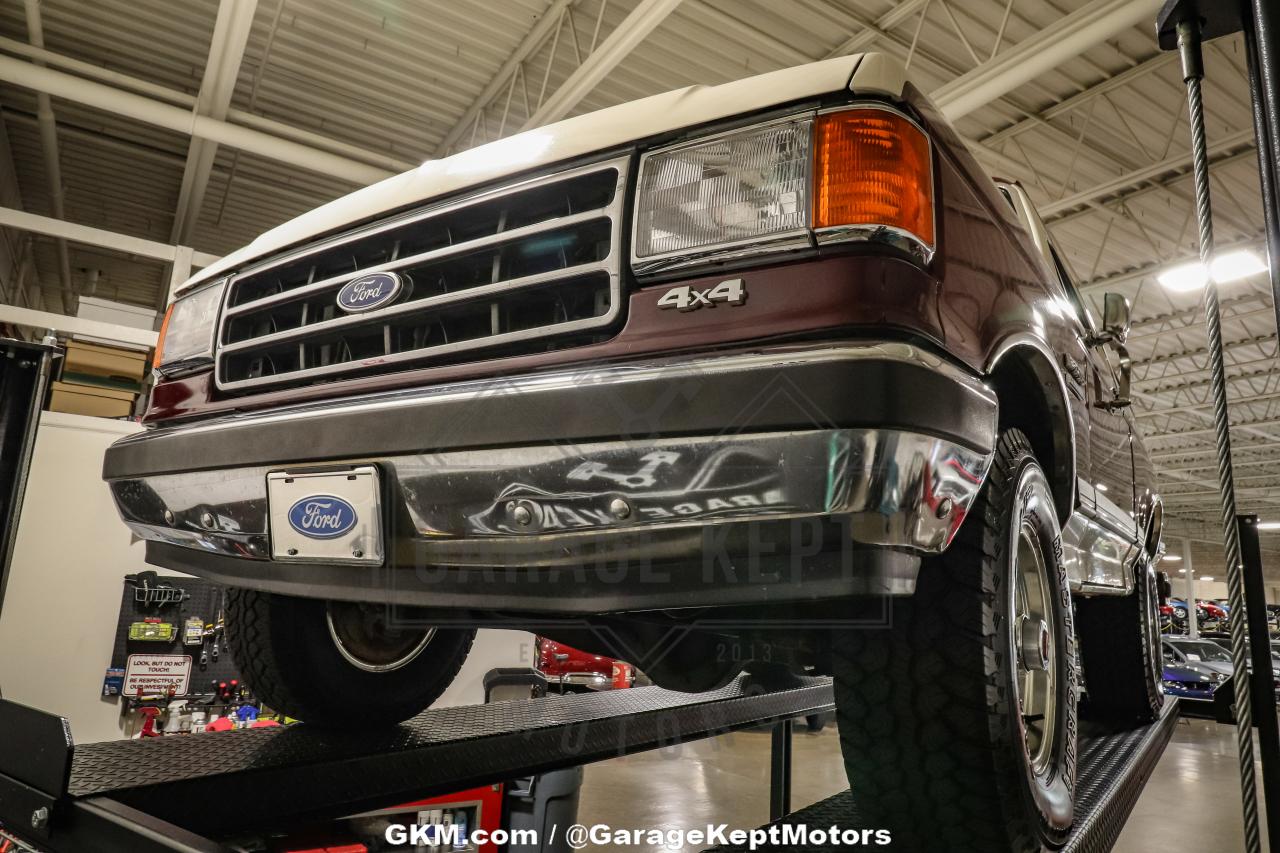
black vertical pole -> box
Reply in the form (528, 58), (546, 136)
(769, 718), (792, 821)
(1238, 514), (1280, 851)
(1172, 14), (1261, 850)
(0, 340), (56, 614)
(1239, 0), (1280, 335)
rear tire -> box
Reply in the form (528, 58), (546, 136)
(1076, 556), (1164, 725)
(831, 429), (1078, 853)
(226, 588), (475, 725)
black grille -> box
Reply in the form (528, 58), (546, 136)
(215, 158), (628, 391)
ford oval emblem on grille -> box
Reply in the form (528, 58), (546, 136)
(287, 495), (358, 539)
(336, 271), (403, 313)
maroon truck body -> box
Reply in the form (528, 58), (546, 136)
(101, 56), (1166, 852)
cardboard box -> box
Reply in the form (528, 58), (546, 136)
(63, 340), (149, 384)
(48, 380), (137, 419)
(60, 370), (143, 394)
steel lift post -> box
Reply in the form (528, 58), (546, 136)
(1155, 3), (1280, 851)
(0, 338), (57, 614)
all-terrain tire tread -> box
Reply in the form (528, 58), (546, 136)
(831, 429), (1075, 853)
(225, 588), (475, 724)
(1075, 570), (1163, 725)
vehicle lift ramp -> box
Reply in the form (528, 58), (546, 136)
(0, 674), (1178, 853)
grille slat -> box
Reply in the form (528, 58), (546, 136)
(220, 259), (613, 356)
(224, 207), (612, 319)
(215, 158), (628, 392)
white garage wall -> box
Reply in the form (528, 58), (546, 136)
(0, 411), (530, 742)
(435, 627), (538, 708)
(0, 411), (150, 743)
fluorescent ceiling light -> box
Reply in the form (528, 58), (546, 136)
(1178, 568), (1187, 573)
(1162, 553), (1182, 561)
(1158, 250), (1269, 293)
(1158, 261), (1208, 292)
(1257, 521), (1280, 531)
(1210, 249), (1268, 283)
(1200, 576), (1214, 582)
(1096, 483), (1108, 492)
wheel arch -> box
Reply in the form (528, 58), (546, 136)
(986, 336), (1076, 526)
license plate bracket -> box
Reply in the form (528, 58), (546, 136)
(267, 466), (384, 565)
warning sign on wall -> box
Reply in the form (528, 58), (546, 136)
(123, 653), (192, 696)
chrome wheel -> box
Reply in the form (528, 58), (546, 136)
(1012, 516), (1058, 777)
(1141, 563), (1163, 688)
(325, 602), (436, 673)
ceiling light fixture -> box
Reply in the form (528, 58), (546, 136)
(1257, 521), (1280, 531)
(1200, 576), (1214, 582)
(1158, 260), (1208, 292)
(1162, 554), (1182, 561)
(1211, 249), (1269, 282)
(1158, 249), (1269, 292)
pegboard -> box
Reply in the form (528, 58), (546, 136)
(106, 573), (244, 700)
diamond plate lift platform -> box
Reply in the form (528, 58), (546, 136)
(0, 676), (1177, 852)
(709, 698), (1182, 853)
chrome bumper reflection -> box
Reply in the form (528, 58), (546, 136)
(554, 672), (614, 690)
(109, 427), (991, 569)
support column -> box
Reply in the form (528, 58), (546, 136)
(1183, 537), (1198, 638)
(155, 244), (194, 331)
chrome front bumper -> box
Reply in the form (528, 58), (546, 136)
(111, 425), (989, 561)
(105, 343), (998, 601)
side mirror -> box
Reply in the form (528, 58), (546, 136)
(1091, 292), (1133, 411)
(1102, 292), (1131, 344)
(1114, 342), (1131, 403)
(1093, 340), (1132, 411)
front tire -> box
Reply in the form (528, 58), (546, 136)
(832, 429), (1078, 853)
(226, 589), (475, 725)
(1077, 555), (1164, 725)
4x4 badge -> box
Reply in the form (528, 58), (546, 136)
(657, 278), (746, 311)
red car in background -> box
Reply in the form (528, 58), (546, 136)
(1197, 599), (1228, 623)
(536, 637), (637, 693)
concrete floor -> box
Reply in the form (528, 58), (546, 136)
(578, 715), (1253, 852)
(579, 724), (847, 849)
(1114, 715), (1261, 853)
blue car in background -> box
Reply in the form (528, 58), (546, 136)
(1161, 662), (1218, 703)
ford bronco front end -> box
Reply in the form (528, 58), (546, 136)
(104, 53), (1163, 853)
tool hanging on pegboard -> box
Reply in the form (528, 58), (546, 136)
(127, 570), (189, 609)
(108, 575), (246, 708)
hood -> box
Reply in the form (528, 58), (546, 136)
(1163, 662), (1214, 683)
(1187, 659), (1233, 676)
(184, 52), (908, 292)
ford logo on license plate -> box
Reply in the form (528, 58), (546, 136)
(336, 271), (403, 313)
(287, 495), (358, 539)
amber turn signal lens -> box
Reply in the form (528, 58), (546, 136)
(813, 109), (935, 249)
(151, 303), (174, 370)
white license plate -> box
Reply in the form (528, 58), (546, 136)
(267, 466), (383, 564)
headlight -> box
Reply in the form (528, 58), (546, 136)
(154, 279), (225, 375)
(632, 106), (935, 274)
(634, 117), (811, 263)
